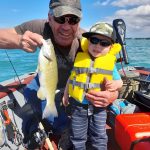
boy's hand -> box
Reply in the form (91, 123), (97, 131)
(62, 95), (69, 107)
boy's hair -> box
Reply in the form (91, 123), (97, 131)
(82, 22), (116, 42)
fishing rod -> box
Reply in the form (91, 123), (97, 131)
(4, 49), (54, 149)
(0, 100), (23, 150)
(5, 50), (22, 84)
(113, 19), (129, 64)
(1, 50), (24, 150)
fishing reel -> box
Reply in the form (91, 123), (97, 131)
(24, 127), (48, 150)
(0, 100), (23, 149)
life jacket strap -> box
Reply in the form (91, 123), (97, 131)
(73, 67), (113, 75)
(69, 80), (101, 90)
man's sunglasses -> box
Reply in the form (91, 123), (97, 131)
(53, 16), (80, 25)
(89, 37), (112, 47)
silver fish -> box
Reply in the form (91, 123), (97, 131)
(37, 39), (58, 120)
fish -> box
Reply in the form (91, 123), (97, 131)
(37, 39), (58, 120)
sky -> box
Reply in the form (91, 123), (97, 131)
(0, 0), (150, 38)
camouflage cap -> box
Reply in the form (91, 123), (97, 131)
(82, 22), (115, 41)
(49, 0), (82, 18)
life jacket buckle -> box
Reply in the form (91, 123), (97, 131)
(88, 68), (97, 73)
(84, 83), (95, 89)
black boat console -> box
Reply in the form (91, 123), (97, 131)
(133, 73), (150, 110)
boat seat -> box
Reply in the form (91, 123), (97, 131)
(134, 91), (150, 110)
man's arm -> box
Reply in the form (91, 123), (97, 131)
(0, 28), (43, 52)
(0, 28), (21, 49)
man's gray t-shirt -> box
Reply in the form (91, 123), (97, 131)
(15, 19), (83, 89)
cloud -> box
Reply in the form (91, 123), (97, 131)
(115, 4), (150, 17)
(93, 0), (111, 6)
(112, 0), (150, 7)
(104, 2), (150, 38)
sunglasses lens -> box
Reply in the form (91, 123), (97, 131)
(90, 37), (99, 44)
(100, 40), (112, 46)
(90, 37), (112, 47)
(68, 17), (80, 25)
(54, 16), (80, 25)
(54, 16), (65, 24)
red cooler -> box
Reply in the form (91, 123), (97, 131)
(115, 113), (150, 150)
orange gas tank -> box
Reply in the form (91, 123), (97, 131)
(115, 113), (150, 150)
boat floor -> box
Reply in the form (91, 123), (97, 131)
(107, 126), (121, 150)
(47, 125), (121, 150)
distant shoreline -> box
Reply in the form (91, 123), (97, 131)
(126, 38), (150, 40)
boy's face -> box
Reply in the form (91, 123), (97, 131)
(88, 34), (112, 58)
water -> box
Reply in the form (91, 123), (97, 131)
(125, 39), (150, 67)
(0, 49), (39, 82)
(0, 39), (150, 82)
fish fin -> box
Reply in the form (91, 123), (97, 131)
(37, 87), (45, 100)
(42, 103), (58, 121)
(41, 39), (52, 60)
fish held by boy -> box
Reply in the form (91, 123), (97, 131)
(37, 39), (58, 120)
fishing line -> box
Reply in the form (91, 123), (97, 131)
(119, 52), (127, 77)
(5, 48), (54, 149)
(5, 50), (22, 85)
(4, 49), (53, 149)
(3, 50), (24, 149)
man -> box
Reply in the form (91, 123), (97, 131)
(0, 0), (118, 149)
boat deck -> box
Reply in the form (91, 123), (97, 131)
(1, 70), (150, 150)
(107, 126), (121, 150)
(46, 124), (121, 150)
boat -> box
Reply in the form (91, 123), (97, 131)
(0, 73), (35, 150)
(0, 66), (150, 150)
(0, 19), (150, 150)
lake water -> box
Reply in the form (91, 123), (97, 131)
(0, 39), (150, 82)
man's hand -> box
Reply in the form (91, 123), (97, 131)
(19, 31), (43, 52)
(103, 77), (123, 92)
(86, 90), (118, 107)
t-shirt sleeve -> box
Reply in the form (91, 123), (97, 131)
(113, 65), (121, 80)
(14, 19), (48, 36)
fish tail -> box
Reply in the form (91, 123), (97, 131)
(42, 104), (58, 121)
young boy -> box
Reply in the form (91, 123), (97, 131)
(62, 22), (123, 150)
